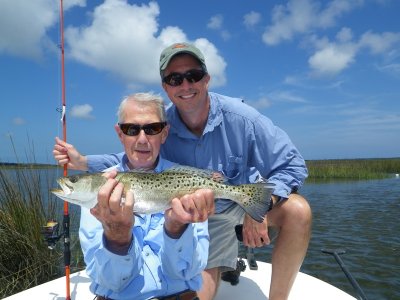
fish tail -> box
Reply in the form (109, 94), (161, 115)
(235, 183), (274, 223)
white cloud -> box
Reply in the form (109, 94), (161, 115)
(70, 104), (94, 119)
(65, 0), (227, 87)
(271, 91), (308, 103)
(207, 14), (231, 41)
(0, 0), (85, 59)
(307, 28), (400, 76)
(359, 31), (400, 54)
(0, 0), (226, 87)
(207, 15), (223, 30)
(12, 117), (25, 125)
(247, 97), (272, 110)
(336, 27), (353, 43)
(243, 11), (262, 29)
(262, 0), (363, 46)
(308, 44), (356, 76)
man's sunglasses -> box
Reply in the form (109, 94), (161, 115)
(162, 69), (206, 87)
(118, 122), (167, 136)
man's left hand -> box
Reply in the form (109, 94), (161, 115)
(164, 189), (215, 238)
(242, 213), (270, 247)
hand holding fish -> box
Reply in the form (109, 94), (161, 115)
(242, 213), (270, 248)
(53, 137), (88, 171)
(164, 189), (215, 238)
(90, 171), (134, 255)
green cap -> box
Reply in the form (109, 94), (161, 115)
(159, 42), (207, 76)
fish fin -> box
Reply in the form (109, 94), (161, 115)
(237, 183), (274, 223)
(164, 165), (228, 183)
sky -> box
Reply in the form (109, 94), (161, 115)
(1, 0), (399, 164)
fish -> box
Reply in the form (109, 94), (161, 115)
(51, 165), (274, 223)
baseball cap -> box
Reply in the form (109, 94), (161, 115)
(159, 42), (207, 75)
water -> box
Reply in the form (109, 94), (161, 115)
(248, 177), (400, 300)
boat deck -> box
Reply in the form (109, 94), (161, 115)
(4, 260), (356, 300)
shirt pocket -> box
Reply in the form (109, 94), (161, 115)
(218, 155), (244, 183)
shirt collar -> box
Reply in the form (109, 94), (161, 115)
(168, 92), (223, 138)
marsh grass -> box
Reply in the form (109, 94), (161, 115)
(0, 165), (83, 298)
(306, 158), (400, 180)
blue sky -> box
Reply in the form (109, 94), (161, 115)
(1, 0), (399, 164)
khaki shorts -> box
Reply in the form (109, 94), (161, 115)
(206, 204), (279, 272)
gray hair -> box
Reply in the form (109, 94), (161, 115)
(117, 92), (167, 123)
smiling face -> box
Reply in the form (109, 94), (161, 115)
(162, 54), (210, 117)
(115, 100), (168, 170)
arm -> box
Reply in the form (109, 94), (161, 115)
(52, 136), (123, 172)
(251, 116), (308, 198)
(80, 172), (140, 292)
(243, 116), (308, 247)
(87, 153), (124, 173)
(53, 136), (88, 170)
(160, 189), (214, 291)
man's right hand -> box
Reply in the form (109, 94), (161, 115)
(53, 136), (88, 170)
(90, 171), (134, 255)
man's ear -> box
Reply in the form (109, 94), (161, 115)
(161, 124), (170, 144)
(115, 124), (124, 143)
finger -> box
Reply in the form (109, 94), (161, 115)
(182, 195), (200, 222)
(203, 189), (215, 214)
(242, 227), (254, 247)
(123, 190), (134, 218)
(170, 198), (191, 223)
(189, 192), (205, 220)
(97, 178), (118, 211)
(108, 182), (124, 213)
(102, 170), (118, 179)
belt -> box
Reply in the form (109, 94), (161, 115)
(95, 290), (198, 300)
(151, 290), (198, 300)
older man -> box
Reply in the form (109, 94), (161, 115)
(53, 92), (213, 300)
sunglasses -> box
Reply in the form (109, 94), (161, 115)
(118, 122), (167, 136)
(162, 69), (206, 86)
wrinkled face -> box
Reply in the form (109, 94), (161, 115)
(162, 54), (210, 115)
(115, 102), (168, 169)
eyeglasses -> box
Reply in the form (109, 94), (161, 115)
(118, 122), (167, 136)
(162, 69), (206, 86)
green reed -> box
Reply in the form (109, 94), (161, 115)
(0, 165), (84, 298)
(306, 158), (400, 180)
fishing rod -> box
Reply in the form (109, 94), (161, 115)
(59, 0), (71, 299)
(321, 249), (368, 300)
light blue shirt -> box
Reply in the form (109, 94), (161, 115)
(87, 92), (308, 213)
(81, 155), (209, 299)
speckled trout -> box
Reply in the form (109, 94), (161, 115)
(51, 166), (274, 223)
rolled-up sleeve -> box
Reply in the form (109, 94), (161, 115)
(87, 153), (124, 173)
(79, 208), (142, 292)
(251, 115), (308, 198)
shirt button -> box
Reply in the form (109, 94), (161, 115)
(145, 252), (149, 256)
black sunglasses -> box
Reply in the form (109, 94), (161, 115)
(118, 122), (167, 136)
(162, 69), (206, 86)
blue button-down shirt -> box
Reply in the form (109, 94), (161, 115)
(81, 155), (209, 299)
(87, 92), (308, 213)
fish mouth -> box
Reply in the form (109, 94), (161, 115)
(57, 178), (74, 195)
(50, 188), (63, 195)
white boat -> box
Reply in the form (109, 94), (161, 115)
(4, 260), (356, 300)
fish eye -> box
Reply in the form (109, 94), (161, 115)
(69, 175), (79, 183)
